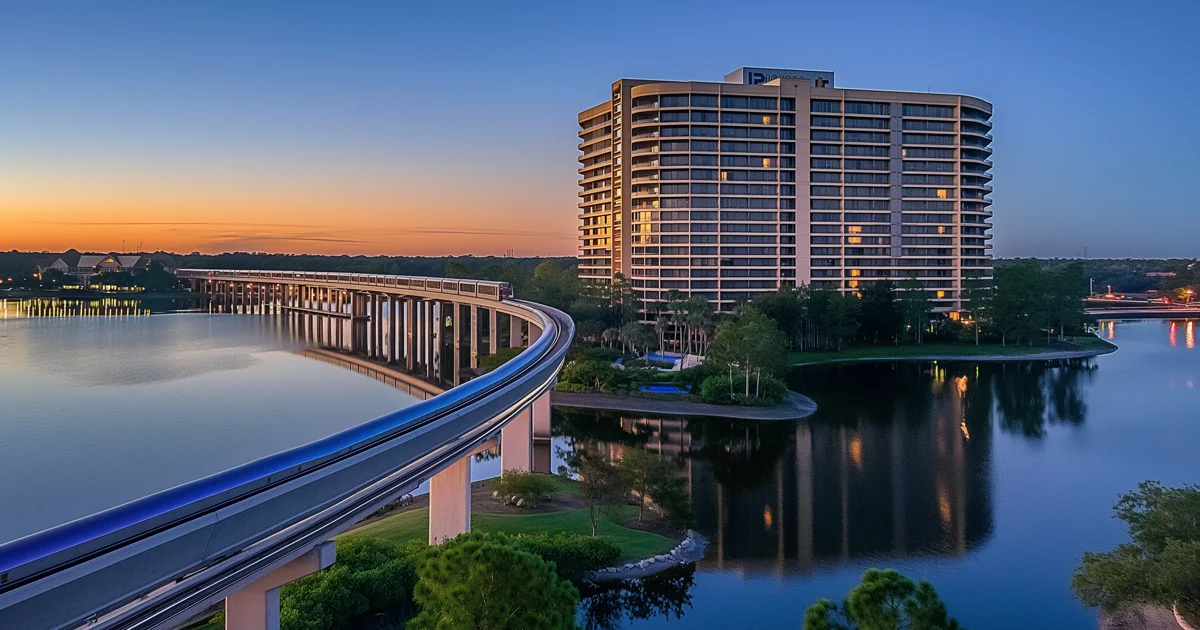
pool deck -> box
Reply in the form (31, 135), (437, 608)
(551, 390), (817, 421)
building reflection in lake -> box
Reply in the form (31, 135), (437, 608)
(556, 359), (1097, 579)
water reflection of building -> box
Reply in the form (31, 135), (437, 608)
(559, 363), (997, 576)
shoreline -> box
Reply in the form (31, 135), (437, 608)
(551, 390), (817, 420)
(791, 341), (1118, 367)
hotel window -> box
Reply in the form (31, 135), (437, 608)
(811, 100), (841, 113)
(849, 269), (862, 277)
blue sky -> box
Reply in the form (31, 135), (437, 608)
(1, 0), (1196, 257)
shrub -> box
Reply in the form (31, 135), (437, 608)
(480, 346), (524, 371)
(699, 374), (735, 405)
(758, 375), (788, 404)
(279, 537), (422, 630)
(409, 533), (579, 630)
(560, 358), (622, 390)
(674, 361), (723, 392)
(494, 470), (557, 507)
(569, 345), (626, 362)
(510, 532), (621, 582)
(624, 358), (673, 370)
(699, 373), (787, 406)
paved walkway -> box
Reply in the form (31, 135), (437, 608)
(792, 346), (1116, 367)
(551, 390), (817, 420)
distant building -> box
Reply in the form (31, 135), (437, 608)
(578, 66), (993, 314)
(37, 249), (177, 287)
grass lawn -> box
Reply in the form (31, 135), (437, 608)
(789, 336), (1115, 365)
(346, 505), (676, 561)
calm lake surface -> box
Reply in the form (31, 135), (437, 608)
(557, 318), (1199, 630)
(2, 298), (1196, 629)
(0, 297), (419, 543)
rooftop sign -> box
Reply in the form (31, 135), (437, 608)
(724, 67), (835, 87)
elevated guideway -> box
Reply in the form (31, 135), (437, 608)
(0, 270), (574, 630)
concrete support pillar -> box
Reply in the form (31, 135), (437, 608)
(429, 457), (470, 545)
(532, 390), (551, 438)
(427, 301), (436, 379)
(509, 315), (523, 349)
(432, 302), (442, 382)
(373, 294), (384, 359)
(351, 293), (368, 354)
(470, 305), (479, 370)
(225, 541), (336, 630)
(390, 296), (400, 363)
(488, 308), (498, 355)
(528, 321), (542, 346)
(452, 303), (461, 386)
(500, 406), (533, 473)
(406, 298), (417, 371)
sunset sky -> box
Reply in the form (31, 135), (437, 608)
(2, 1), (1197, 257)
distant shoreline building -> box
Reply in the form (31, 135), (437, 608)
(37, 249), (177, 287)
(577, 67), (993, 314)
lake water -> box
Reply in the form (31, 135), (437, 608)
(558, 318), (1199, 630)
(3, 299), (1196, 629)
(0, 297), (419, 543)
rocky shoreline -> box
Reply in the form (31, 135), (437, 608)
(586, 530), (708, 582)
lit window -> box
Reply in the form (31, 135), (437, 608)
(847, 236), (862, 244)
(720, 171), (728, 181)
(937, 189), (948, 199)
(937, 226), (946, 234)
(850, 269), (861, 277)
(762, 158), (771, 168)
(848, 225), (862, 233)
(762, 115), (772, 125)
(936, 290), (946, 298)
(848, 280), (859, 288)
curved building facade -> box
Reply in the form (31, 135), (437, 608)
(577, 67), (993, 314)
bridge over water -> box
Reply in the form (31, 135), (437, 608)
(0, 270), (574, 630)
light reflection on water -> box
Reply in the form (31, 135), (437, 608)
(555, 320), (1199, 630)
(0, 302), (419, 543)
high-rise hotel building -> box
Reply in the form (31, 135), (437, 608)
(577, 67), (993, 313)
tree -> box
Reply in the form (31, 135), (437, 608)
(1072, 481), (1200, 625)
(751, 285), (807, 348)
(1046, 262), (1087, 341)
(279, 536), (421, 630)
(559, 447), (625, 537)
(707, 306), (789, 396)
(443, 259), (470, 279)
(960, 276), (993, 345)
(409, 533), (580, 630)
(802, 569), (961, 630)
(619, 321), (654, 356)
(991, 262), (1045, 346)
(897, 276), (931, 345)
(615, 447), (691, 528)
(857, 281), (901, 345)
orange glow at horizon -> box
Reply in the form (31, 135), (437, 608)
(1, 170), (578, 257)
